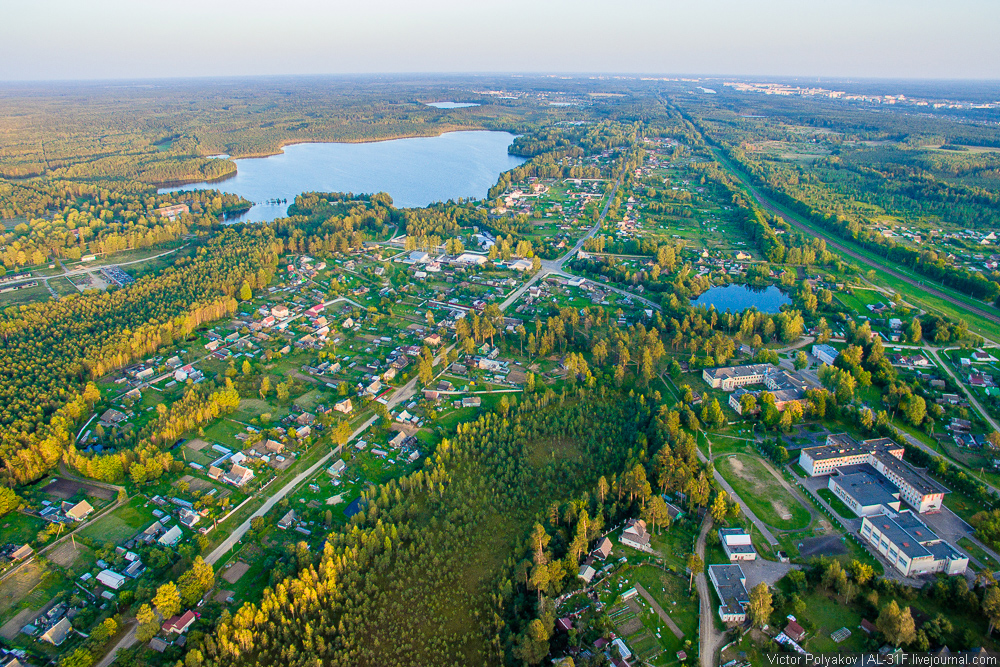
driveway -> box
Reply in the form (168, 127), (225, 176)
(739, 557), (800, 591)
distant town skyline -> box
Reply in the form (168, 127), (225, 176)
(2, 0), (998, 81)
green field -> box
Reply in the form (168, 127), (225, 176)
(716, 453), (811, 530)
(0, 513), (48, 547)
(77, 496), (155, 547)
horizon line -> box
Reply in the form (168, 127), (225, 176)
(2, 72), (1000, 86)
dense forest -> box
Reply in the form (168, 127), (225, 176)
(174, 389), (711, 667)
(0, 227), (279, 485)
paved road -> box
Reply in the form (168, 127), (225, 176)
(498, 173), (622, 311)
(710, 148), (1000, 330)
(695, 515), (725, 667)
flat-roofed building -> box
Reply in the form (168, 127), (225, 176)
(812, 343), (840, 366)
(708, 564), (749, 623)
(155, 203), (189, 221)
(861, 511), (968, 577)
(828, 469), (902, 517)
(800, 434), (946, 513)
(719, 527), (757, 561)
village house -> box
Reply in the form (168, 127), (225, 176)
(223, 463), (254, 487)
(620, 518), (653, 552)
(65, 500), (94, 522)
(162, 610), (197, 634)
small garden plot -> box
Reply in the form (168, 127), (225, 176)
(222, 561), (250, 585)
(40, 477), (114, 502)
(47, 540), (94, 570)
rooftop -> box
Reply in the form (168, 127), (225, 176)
(708, 564), (748, 617)
(832, 469), (900, 508)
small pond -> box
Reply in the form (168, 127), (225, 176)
(692, 284), (791, 314)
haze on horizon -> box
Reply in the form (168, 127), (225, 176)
(2, 0), (998, 82)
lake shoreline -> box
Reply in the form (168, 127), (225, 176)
(152, 125), (504, 189)
(159, 130), (526, 222)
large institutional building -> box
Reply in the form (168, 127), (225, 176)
(702, 364), (809, 415)
(861, 511), (968, 577)
(708, 564), (750, 623)
(799, 434), (946, 514)
(801, 434), (967, 577)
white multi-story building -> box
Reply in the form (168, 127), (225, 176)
(799, 434), (946, 513)
(861, 511), (968, 577)
(702, 364), (771, 391)
(812, 343), (840, 366)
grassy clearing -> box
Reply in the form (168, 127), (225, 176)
(0, 513), (47, 547)
(958, 537), (996, 569)
(77, 496), (155, 547)
(0, 560), (64, 626)
(716, 453), (811, 530)
(526, 437), (582, 468)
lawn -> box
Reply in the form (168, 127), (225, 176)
(958, 537), (996, 569)
(0, 513), (47, 547)
(792, 591), (867, 654)
(817, 488), (855, 520)
(715, 453), (811, 530)
(77, 496), (156, 547)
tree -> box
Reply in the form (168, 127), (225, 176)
(794, 351), (808, 370)
(849, 560), (875, 586)
(877, 600), (916, 647)
(748, 582), (773, 628)
(710, 491), (728, 523)
(983, 586), (1000, 635)
(513, 619), (550, 665)
(645, 496), (671, 534)
(259, 376), (271, 400)
(276, 381), (290, 403)
(986, 431), (1000, 451)
(596, 476), (609, 504)
(686, 553), (703, 591)
(135, 603), (160, 642)
(905, 395), (926, 427)
(908, 317), (922, 344)
(153, 581), (181, 620)
(178, 556), (215, 607)
(239, 280), (252, 301)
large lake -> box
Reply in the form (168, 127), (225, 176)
(160, 130), (525, 222)
(693, 284), (791, 313)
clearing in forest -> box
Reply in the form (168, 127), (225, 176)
(527, 437), (582, 468)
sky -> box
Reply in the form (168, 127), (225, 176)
(2, 0), (998, 81)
